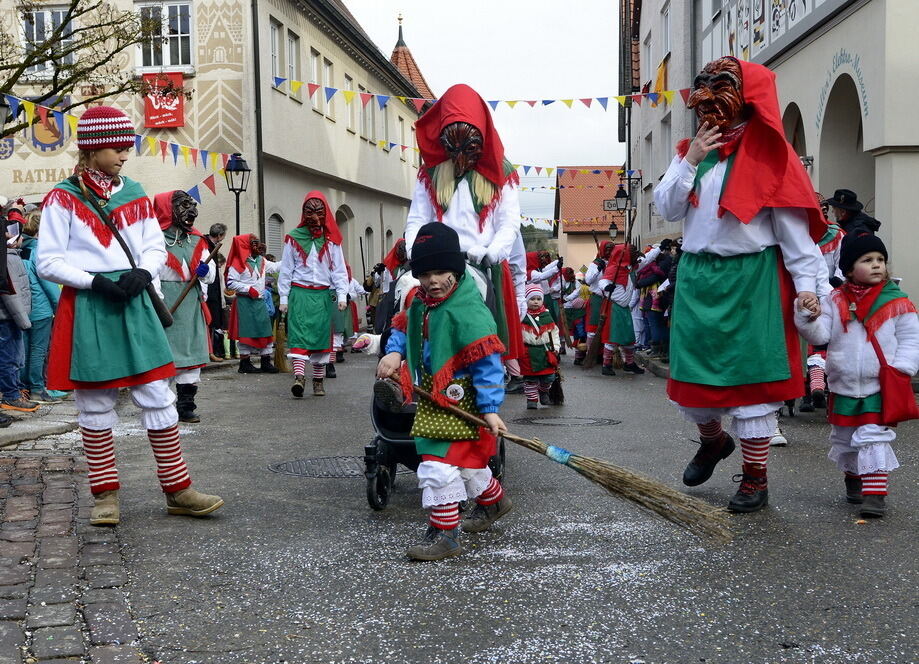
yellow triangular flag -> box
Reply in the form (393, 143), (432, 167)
(67, 114), (79, 135)
(377, 140), (386, 149)
(561, 99), (574, 108)
(211, 152), (220, 170)
(396, 96), (406, 103)
(616, 96), (627, 107)
(180, 145), (190, 166)
(506, 100), (518, 109)
(579, 169), (589, 174)
(217, 168), (226, 178)
(146, 136), (158, 155)
(545, 167), (554, 176)
(663, 90), (675, 104)
(22, 101), (35, 124)
(342, 90), (356, 104)
(291, 80), (303, 94)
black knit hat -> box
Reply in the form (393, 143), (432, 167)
(839, 231), (887, 276)
(410, 222), (465, 277)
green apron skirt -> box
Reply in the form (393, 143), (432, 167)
(161, 280), (209, 368)
(287, 285), (334, 353)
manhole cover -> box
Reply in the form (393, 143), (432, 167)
(511, 416), (621, 427)
(268, 456), (412, 478)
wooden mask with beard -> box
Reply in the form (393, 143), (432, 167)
(439, 122), (483, 178)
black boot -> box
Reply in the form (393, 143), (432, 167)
(727, 463), (769, 512)
(623, 362), (645, 374)
(505, 376), (524, 394)
(844, 474), (863, 504)
(601, 363), (615, 376)
(799, 393), (815, 412)
(238, 356), (259, 373)
(539, 390), (552, 406)
(336, 350), (346, 363)
(683, 434), (735, 486)
(260, 355), (279, 374)
(326, 363), (337, 378)
(176, 384), (200, 423)
(811, 389), (826, 409)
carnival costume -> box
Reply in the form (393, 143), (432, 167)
(520, 284), (561, 409)
(226, 234), (280, 374)
(599, 245), (644, 375)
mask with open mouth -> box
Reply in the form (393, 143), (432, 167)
(687, 57), (744, 132)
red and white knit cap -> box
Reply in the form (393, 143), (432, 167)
(76, 106), (135, 151)
(525, 283), (544, 300)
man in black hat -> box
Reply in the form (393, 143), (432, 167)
(822, 189), (880, 235)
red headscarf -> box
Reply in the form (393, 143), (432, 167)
(602, 244), (631, 286)
(152, 190), (202, 235)
(298, 190), (343, 244)
(382, 238), (406, 274)
(225, 234), (258, 279)
(678, 59), (825, 241)
(415, 84), (512, 189)
(596, 241), (614, 260)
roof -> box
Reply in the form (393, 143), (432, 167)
(390, 22), (436, 100)
(554, 165), (628, 235)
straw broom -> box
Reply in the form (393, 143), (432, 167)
(394, 378), (731, 542)
(273, 315), (290, 373)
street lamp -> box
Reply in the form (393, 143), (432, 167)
(224, 152), (251, 236)
(613, 184), (629, 211)
(608, 221), (619, 242)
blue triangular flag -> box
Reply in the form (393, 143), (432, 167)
(187, 185), (201, 203)
(200, 150), (209, 169)
(647, 93), (659, 104)
(627, 170), (635, 177)
(6, 95), (20, 119)
(542, 99), (555, 106)
(389, 142), (397, 150)
(597, 97), (609, 110)
(170, 143), (179, 164)
(488, 100), (499, 110)
(523, 165), (531, 175)
(53, 111), (64, 135)
(376, 95), (390, 109)
(134, 135), (142, 153)
(324, 87), (337, 102)
(592, 170), (601, 174)
(273, 77), (287, 88)
(558, 168), (566, 177)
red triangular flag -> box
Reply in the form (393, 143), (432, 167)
(159, 140), (168, 161)
(535, 166), (542, 175)
(411, 98), (426, 113)
(360, 92), (373, 107)
(604, 170), (614, 179)
(221, 153), (229, 168)
(569, 171), (577, 181)
(631, 95), (643, 106)
(36, 105), (49, 126)
(679, 88), (691, 104)
(203, 174), (216, 195)
(526, 100), (537, 107)
(190, 148), (198, 166)
(307, 83), (321, 98)
(579, 98), (593, 108)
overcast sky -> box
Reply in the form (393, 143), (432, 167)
(343, 0), (626, 220)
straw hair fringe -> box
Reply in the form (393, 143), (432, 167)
(432, 161), (497, 211)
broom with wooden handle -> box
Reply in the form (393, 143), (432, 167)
(392, 378), (732, 542)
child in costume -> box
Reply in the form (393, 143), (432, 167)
(226, 234), (281, 375)
(561, 267), (588, 365)
(519, 284), (560, 409)
(37, 106), (223, 525)
(599, 244), (645, 375)
(377, 222), (512, 561)
(795, 233), (919, 518)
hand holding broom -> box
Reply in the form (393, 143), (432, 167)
(390, 376), (731, 542)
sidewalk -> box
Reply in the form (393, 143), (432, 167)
(1, 360), (238, 449)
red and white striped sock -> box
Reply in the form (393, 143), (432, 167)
(809, 366), (826, 392)
(740, 437), (771, 466)
(291, 357), (307, 376)
(476, 477), (504, 506)
(82, 427), (119, 494)
(312, 364), (325, 379)
(620, 346), (635, 364)
(537, 380), (551, 394)
(523, 380), (538, 401)
(147, 425), (192, 493)
(329, 351), (337, 364)
(602, 346), (613, 364)
(861, 472), (888, 495)
(697, 420), (724, 442)
(429, 502), (460, 530)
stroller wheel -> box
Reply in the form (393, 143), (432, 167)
(488, 438), (507, 482)
(367, 465), (392, 511)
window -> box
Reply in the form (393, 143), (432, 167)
(138, 2), (193, 69)
(642, 33), (652, 83)
(267, 214), (285, 257)
(323, 58), (334, 119)
(287, 32), (300, 99)
(411, 126), (418, 166)
(380, 103), (389, 148)
(370, 98), (377, 142)
(398, 116), (406, 161)
(659, 116), (671, 177)
(661, 4), (671, 57)
(345, 75), (356, 132)
(364, 227), (374, 264)
(310, 49), (321, 111)
(359, 84), (371, 138)
(23, 7), (76, 76)
(269, 20), (280, 81)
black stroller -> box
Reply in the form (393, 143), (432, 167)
(364, 264), (507, 510)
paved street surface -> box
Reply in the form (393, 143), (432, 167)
(1, 354), (917, 664)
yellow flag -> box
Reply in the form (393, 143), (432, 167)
(396, 96), (406, 103)
(506, 100), (518, 109)
(180, 145), (190, 166)
(211, 152), (220, 170)
(291, 80), (303, 94)
(377, 140), (386, 149)
(663, 90), (675, 105)
(561, 99), (574, 108)
(545, 167), (554, 177)
(22, 101), (35, 124)
(146, 136), (158, 155)
(579, 169), (589, 174)
(342, 90), (356, 104)
(217, 168), (226, 177)
(616, 96), (627, 107)
(67, 114), (79, 135)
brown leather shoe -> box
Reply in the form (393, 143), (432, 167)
(312, 379), (325, 396)
(209, 353), (224, 363)
(166, 488), (224, 516)
(90, 490), (120, 526)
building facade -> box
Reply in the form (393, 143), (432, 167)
(1, 0), (428, 281)
(555, 166), (627, 272)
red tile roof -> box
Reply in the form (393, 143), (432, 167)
(555, 165), (627, 235)
(390, 25), (435, 100)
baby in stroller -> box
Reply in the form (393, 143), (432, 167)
(375, 223), (513, 561)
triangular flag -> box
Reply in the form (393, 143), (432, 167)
(523, 165), (531, 175)
(542, 99), (555, 106)
(591, 169), (601, 174)
(376, 95), (390, 109)
(506, 100), (519, 109)
(561, 99), (573, 108)
(22, 101), (35, 124)
(190, 148), (198, 166)
(210, 152), (219, 170)
(627, 170), (635, 177)
(342, 90), (356, 104)
(579, 98), (593, 108)
(526, 100), (537, 107)
(679, 88), (691, 104)
(36, 105), (49, 127)
(146, 136), (157, 156)
(545, 168), (554, 177)
(203, 174), (216, 195)
(324, 87), (337, 102)
(187, 185), (201, 203)
(222, 153), (229, 168)
(616, 96), (627, 107)
(377, 140), (386, 149)
(631, 95), (643, 106)
(617, 169), (625, 175)
(411, 98), (426, 113)
(579, 169), (589, 174)
(570, 171), (578, 180)
(400, 144), (408, 152)
(307, 83), (321, 98)
(487, 100), (499, 110)
(359, 92), (373, 107)
(512, 164), (520, 171)
(171, 143), (180, 165)
(134, 135), (142, 153)
(535, 166), (542, 175)
(291, 80), (303, 94)
(180, 145), (190, 166)
(52, 111), (64, 134)
(597, 97), (609, 110)
(200, 149), (209, 168)
(159, 140), (169, 161)
(5, 95), (20, 120)
(273, 77), (287, 88)
(663, 90), (675, 104)
(557, 168), (566, 177)
(647, 92), (659, 105)
(67, 114), (78, 135)
(389, 142), (397, 150)
(604, 170), (614, 179)
(396, 96), (406, 103)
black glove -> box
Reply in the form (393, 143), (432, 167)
(116, 268), (153, 298)
(595, 258), (606, 271)
(374, 263), (386, 275)
(829, 276), (843, 288)
(91, 274), (129, 303)
(557, 256), (564, 268)
(604, 283), (615, 293)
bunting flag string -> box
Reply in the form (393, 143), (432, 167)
(266, 79), (696, 111)
(520, 214), (621, 228)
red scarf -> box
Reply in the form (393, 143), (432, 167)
(225, 234), (259, 279)
(81, 168), (117, 200)
(526, 304), (548, 316)
(383, 238), (406, 274)
(601, 244), (631, 286)
(418, 281), (458, 308)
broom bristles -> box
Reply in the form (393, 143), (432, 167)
(273, 318), (290, 373)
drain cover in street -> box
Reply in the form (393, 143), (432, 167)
(268, 456), (411, 478)
(511, 416), (621, 427)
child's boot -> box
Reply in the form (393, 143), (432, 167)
(860, 494), (886, 518)
(523, 380), (539, 408)
(728, 463), (769, 512)
(859, 472), (888, 518)
(406, 526), (462, 561)
(844, 473), (863, 504)
(166, 487), (225, 516)
(90, 490), (120, 526)
(463, 478), (513, 533)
